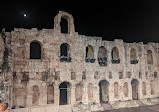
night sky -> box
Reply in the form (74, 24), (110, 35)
(1, 1), (159, 43)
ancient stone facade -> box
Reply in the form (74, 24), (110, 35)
(0, 11), (159, 112)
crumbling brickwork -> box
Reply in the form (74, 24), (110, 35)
(0, 11), (159, 112)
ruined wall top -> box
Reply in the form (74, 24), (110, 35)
(5, 11), (159, 46)
(54, 11), (75, 34)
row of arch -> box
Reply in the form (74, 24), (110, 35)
(100, 79), (156, 102)
(30, 41), (154, 64)
(99, 80), (136, 102)
(27, 79), (156, 106)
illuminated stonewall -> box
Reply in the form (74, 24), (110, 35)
(0, 11), (159, 112)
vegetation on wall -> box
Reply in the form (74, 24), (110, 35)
(0, 85), (4, 91)
(0, 47), (10, 73)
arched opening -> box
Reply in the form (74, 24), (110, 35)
(119, 71), (123, 79)
(126, 72), (132, 78)
(123, 82), (128, 97)
(86, 45), (94, 58)
(99, 80), (109, 103)
(154, 72), (158, 78)
(60, 43), (69, 57)
(32, 85), (40, 106)
(75, 84), (83, 102)
(60, 43), (71, 62)
(130, 48), (138, 64)
(147, 50), (153, 64)
(30, 41), (41, 59)
(150, 80), (155, 95)
(60, 17), (69, 33)
(47, 85), (54, 104)
(54, 11), (75, 34)
(142, 81), (146, 96)
(114, 82), (118, 98)
(130, 48), (137, 60)
(111, 47), (120, 63)
(82, 71), (86, 80)
(59, 82), (71, 105)
(98, 46), (107, 66)
(13, 88), (26, 109)
(85, 45), (95, 63)
(131, 79), (139, 100)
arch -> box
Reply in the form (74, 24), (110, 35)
(32, 85), (40, 106)
(13, 88), (27, 108)
(114, 82), (118, 98)
(139, 72), (142, 78)
(99, 80), (109, 103)
(147, 50), (153, 64)
(30, 41), (41, 59)
(131, 79), (139, 100)
(60, 17), (68, 33)
(82, 71), (86, 80)
(86, 45), (94, 58)
(60, 43), (70, 57)
(98, 46), (107, 58)
(59, 81), (71, 105)
(54, 11), (75, 34)
(150, 80), (155, 95)
(123, 82), (128, 97)
(59, 81), (71, 88)
(154, 72), (158, 78)
(111, 47), (119, 60)
(119, 71), (123, 79)
(127, 72), (132, 78)
(47, 85), (54, 104)
(111, 47), (120, 63)
(130, 48), (138, 64)
(98, 46), (107, 66)
(142, 81), (146, 96)
(60, 43), (71, 62)
(88, 83), (93, 100)
(75, 84), (83, 101)
(130, 48), (137, 60)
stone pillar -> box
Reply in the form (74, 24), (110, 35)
(71, 85), (76, 104)
(67, 88), (71, 104)
(82, 82), (88, 103)
(39, 82), (47, 106)
(54, 85), (59, 105)
(26, 94), (32, 107)
(95, 85), (99, 103)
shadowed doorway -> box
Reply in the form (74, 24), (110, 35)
(99, 80), (109, 103)
(59, 82), (71, 105)
(131, 79), (139, 100)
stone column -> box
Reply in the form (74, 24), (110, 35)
(82, 81), (88, 103)
(54, 85), (59, 105)
(71, 85), (76, 104)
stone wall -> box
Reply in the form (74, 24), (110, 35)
(0, 11), (159, 111)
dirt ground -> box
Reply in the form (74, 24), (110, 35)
(95, 104), (159, 112)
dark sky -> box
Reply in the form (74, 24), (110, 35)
(1, 1), (159, 43)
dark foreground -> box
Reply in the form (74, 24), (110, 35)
(94, 104), (159, 112)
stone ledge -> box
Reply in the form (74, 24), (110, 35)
(110, 100), (139, 109)
(140, 97), (159, 105)
(11, 105), (71, 112)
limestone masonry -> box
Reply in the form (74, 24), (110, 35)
(0, 11), (159, 112)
